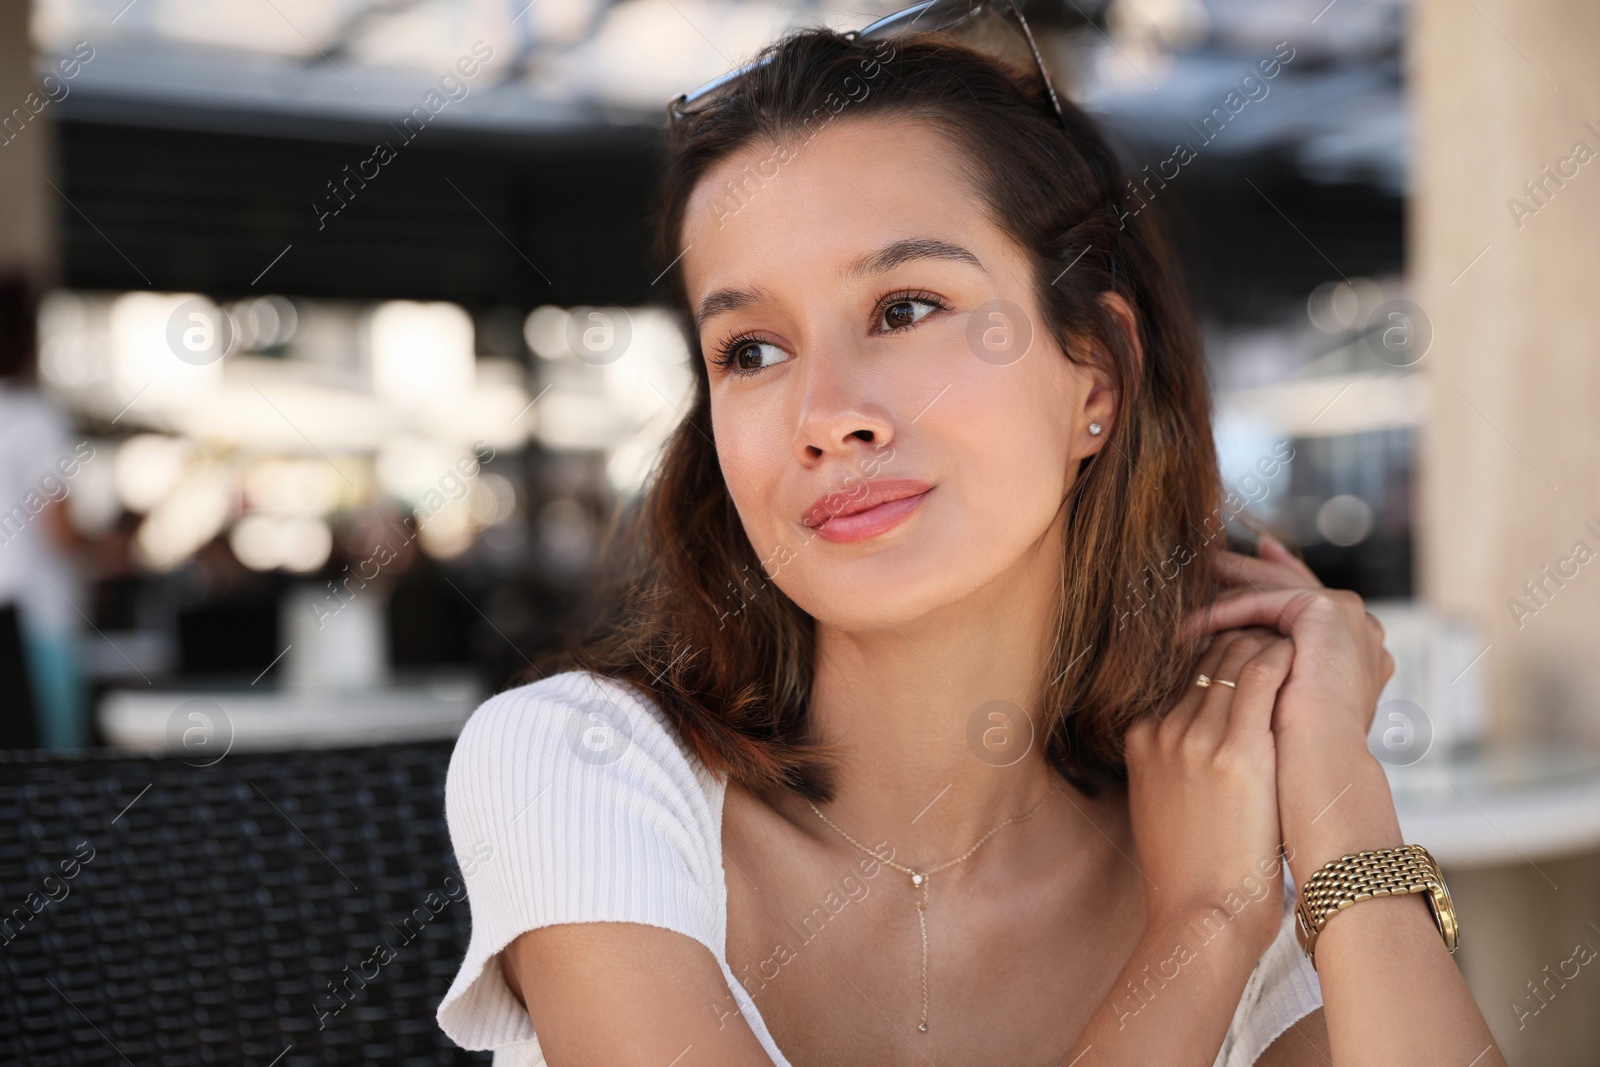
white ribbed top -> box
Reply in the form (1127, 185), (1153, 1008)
(435, 669), (1323, 1066)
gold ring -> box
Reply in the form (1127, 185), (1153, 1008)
(1195, 674), (1212, 687)
(1214, 678), (1238, 688)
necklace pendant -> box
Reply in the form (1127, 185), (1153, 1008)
(911, 873), (923, 886)
(918, 1023), (928, 1033)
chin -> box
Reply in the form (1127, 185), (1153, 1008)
(793, 541), (987, 632)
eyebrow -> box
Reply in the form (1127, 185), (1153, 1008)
(842, 236), (986, 284)
(692, 237), (987, 332)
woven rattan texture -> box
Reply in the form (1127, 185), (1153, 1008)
(0, 742), (490, 1065)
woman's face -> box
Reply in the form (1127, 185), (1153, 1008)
(679, 114), (1116, 632)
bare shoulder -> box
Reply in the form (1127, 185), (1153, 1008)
(1253, 1007), (1331, 1066)
(498, 921), (776, 1067)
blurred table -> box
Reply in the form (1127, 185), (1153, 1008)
(1388, 741), (1600, 867)
(97, 688), (1600, 863)
(98, 674), (483, 754)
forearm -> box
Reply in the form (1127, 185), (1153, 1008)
(1279, 738), (1505, 1067)
(1059, 907), (1260, 1066)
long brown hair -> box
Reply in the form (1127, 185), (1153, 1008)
(526, 26), (1223, 800)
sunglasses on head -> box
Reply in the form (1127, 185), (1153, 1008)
(666, 0), (1068, 132)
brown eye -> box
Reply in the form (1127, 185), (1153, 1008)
(719, 339), (787, 376)
(879, 296), (940, 332)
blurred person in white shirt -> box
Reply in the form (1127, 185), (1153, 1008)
(0, 270), (90, 750)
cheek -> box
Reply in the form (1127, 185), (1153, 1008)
(933, 357), (1075, 541)
(710, 393), (791, 548)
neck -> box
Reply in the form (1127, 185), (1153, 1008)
(797, 561), (1075, 869)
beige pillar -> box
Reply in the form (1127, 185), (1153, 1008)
(0, 0), (57, 281)
(1413, 3), (1600, 1064)
(1414, 2), (1600, 745)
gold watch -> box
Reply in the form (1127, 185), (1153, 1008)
(1294, 844), (1459, 970)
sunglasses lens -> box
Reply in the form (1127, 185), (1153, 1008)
(671, 0), (1061, 127)
(675, 57), (768, 118)
(860, 0), (1043, 91)
(859, 0), (984, 39)
(674, 0), (988, 120)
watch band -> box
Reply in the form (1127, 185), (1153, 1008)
(1293, 844), (1459, 969)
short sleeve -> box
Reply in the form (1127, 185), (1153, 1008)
(435, 670), (725, 1056)
(1214, 868), (1324, 1067)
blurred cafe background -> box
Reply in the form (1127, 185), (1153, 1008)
(1, 0), (1597, 1063)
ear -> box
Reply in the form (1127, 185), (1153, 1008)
(1068, 291), (1141, 457)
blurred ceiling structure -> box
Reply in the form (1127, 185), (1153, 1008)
(36, 0), (1405, 155)
(32, 0), (1410, 316)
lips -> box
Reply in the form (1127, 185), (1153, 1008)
(801, 478), (933, 536)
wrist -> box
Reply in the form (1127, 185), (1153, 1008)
(1283, 758), (1404, 888)
(1084, 902), (1269, 1057)
(1291, 843), (1459, 971)
(1276, 703), (1374, 755)
(1144, 894), (1280, 980)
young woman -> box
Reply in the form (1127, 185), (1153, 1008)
(436, 12), (1505, 1066)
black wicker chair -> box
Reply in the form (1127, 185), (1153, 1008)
(0, 740), (491, 1066)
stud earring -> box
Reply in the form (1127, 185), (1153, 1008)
(1088, 422), (1102, 436)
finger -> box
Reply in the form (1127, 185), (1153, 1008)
(1165, 630), (1240, 734)
(1214, 550), (1313, 591)
(1365, 610), (1386, 643)
(1185, 586), (1325, 642)
(1124, 712), (1158, 757)
(1222, 637), (1293, 748)
(1187, 631), (1276, 750)
(1172, 631), (1235, 716)
(1258, 534), (1322, 587)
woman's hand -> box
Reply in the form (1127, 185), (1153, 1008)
(1214, 533), (1324, 593)
(1196, 535), (1401, 887)
(1123, 626), (1294, 965)
(1070, 627), (1300, 1065)
(1199, 535), (1394, 749)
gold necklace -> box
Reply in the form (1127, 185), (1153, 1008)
(805, 791), (1050, 1034)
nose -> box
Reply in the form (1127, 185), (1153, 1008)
(792, 349), (895, 465)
